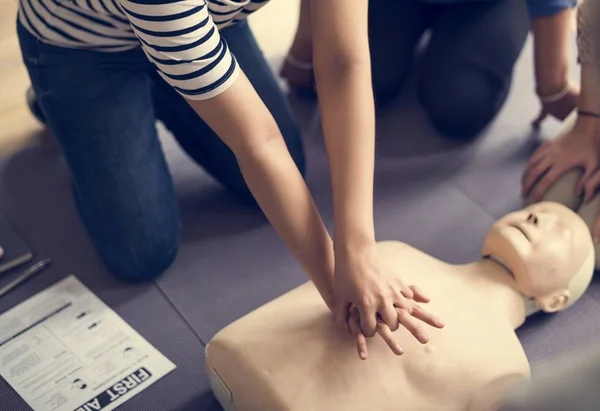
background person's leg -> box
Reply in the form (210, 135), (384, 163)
(417, 0), (529, 140)
(17, 23), (180, 281)
(151, 21), (305, 205)
(368, 0), (432, 107)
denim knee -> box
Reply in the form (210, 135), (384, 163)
(73, 188), (182, 282)
(419, 69), (509, 141)
(101, 229), (180, 282)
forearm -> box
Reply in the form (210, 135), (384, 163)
(315, 64), (376, 252)
(236, 135), (335, 308)
(579, 63), (600, 116)
(312, 0), (376, 253)
(531, 9), (573, 95)
(188, 76), (335, 309)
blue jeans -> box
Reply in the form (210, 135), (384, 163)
(17, 21), (305, 281)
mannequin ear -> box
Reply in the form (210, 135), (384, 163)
(536, 290), (571, 313)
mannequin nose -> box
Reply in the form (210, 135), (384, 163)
(526, 213), (539, 226)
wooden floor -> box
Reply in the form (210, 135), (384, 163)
(0, 0), (44, 156)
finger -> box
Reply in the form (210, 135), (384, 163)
(531, 108), (547, 129)
(378, 302), (400, 332)
(529, 166), (565, 203)
(376, 321), (404, 355)
(410, 304), (445, 329)
(357, 303), (378, 338)
(397, 308), (430, 344)
(521, 154), (551, 196)
(575, 166), (598, 197)
(349, 309), (368, 360)
(334, 301), (352, 334)
(409, 285), (430, 303)
(394, 297), (414, 315)
(527, 143), (552, 167)
(400, 284), (414, 300)
(583, 169), (600, 202)
(521, 158), (552, 199)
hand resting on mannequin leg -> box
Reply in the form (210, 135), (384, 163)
(522, 111), (600, 203)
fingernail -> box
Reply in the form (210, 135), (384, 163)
(418, 333), (429, 344)
(436, 319), (445, 328)
(359, 351), (367, 360)
(394, 344), (404, 355)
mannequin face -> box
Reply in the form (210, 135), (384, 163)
(482, 202), (592, 312)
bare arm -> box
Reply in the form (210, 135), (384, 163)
(312, 0), (375, 254)
(189, 75), (336, 309)
(117, 0), (336, 308)
(312, 0), (405, 338)
(531, 9), (573, 96)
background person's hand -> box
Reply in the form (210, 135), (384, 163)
(332, 244), (417, 338)
(532, 82), (579, 129)
(522, 115), (600, 202)
(280, 40), (315, 97)
(348, 287), (445, 360)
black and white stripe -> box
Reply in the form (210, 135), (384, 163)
(18, 0), (269, 99)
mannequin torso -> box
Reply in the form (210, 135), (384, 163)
(207, 242), (531, 411)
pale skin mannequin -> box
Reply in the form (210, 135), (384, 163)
(526, 161), (600, 269)
(206, 202), (595, 411)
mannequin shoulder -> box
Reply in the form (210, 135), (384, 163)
(377, 241), (432, 260)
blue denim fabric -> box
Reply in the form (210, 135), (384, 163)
(17, 20), (305, 281)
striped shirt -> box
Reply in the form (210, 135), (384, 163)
(18, 0), (270, 99)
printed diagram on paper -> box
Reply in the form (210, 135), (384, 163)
(0, 276), (176, 411)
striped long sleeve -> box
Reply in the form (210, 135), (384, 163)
(18, 0), (270, 100)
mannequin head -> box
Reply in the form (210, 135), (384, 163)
(482, 202), (595, 312)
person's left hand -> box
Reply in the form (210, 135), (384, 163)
(532, 82), (579, 128)
(348, 285), (445, 360)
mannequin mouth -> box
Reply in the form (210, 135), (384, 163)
(509, 224), (530, 242)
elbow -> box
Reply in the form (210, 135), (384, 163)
(229, 120), (285, 158)
(313, 54), (370, 81)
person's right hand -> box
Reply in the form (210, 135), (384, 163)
(332, 243), (413, 338)
(522, 115), (600, 202)
(348, 286), (445, 360)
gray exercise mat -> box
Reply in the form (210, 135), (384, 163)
(0, 142), (218, 411)
(0, 33), (598, 411)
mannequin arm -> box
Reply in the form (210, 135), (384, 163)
(469, 374), (530, 411)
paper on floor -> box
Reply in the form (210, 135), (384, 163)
(0, 275), (176, 411)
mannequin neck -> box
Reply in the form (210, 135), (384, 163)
(463, 258), (540, 328)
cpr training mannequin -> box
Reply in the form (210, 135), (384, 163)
(206, 202), (595, 411)
(527, 111), (600, 269)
